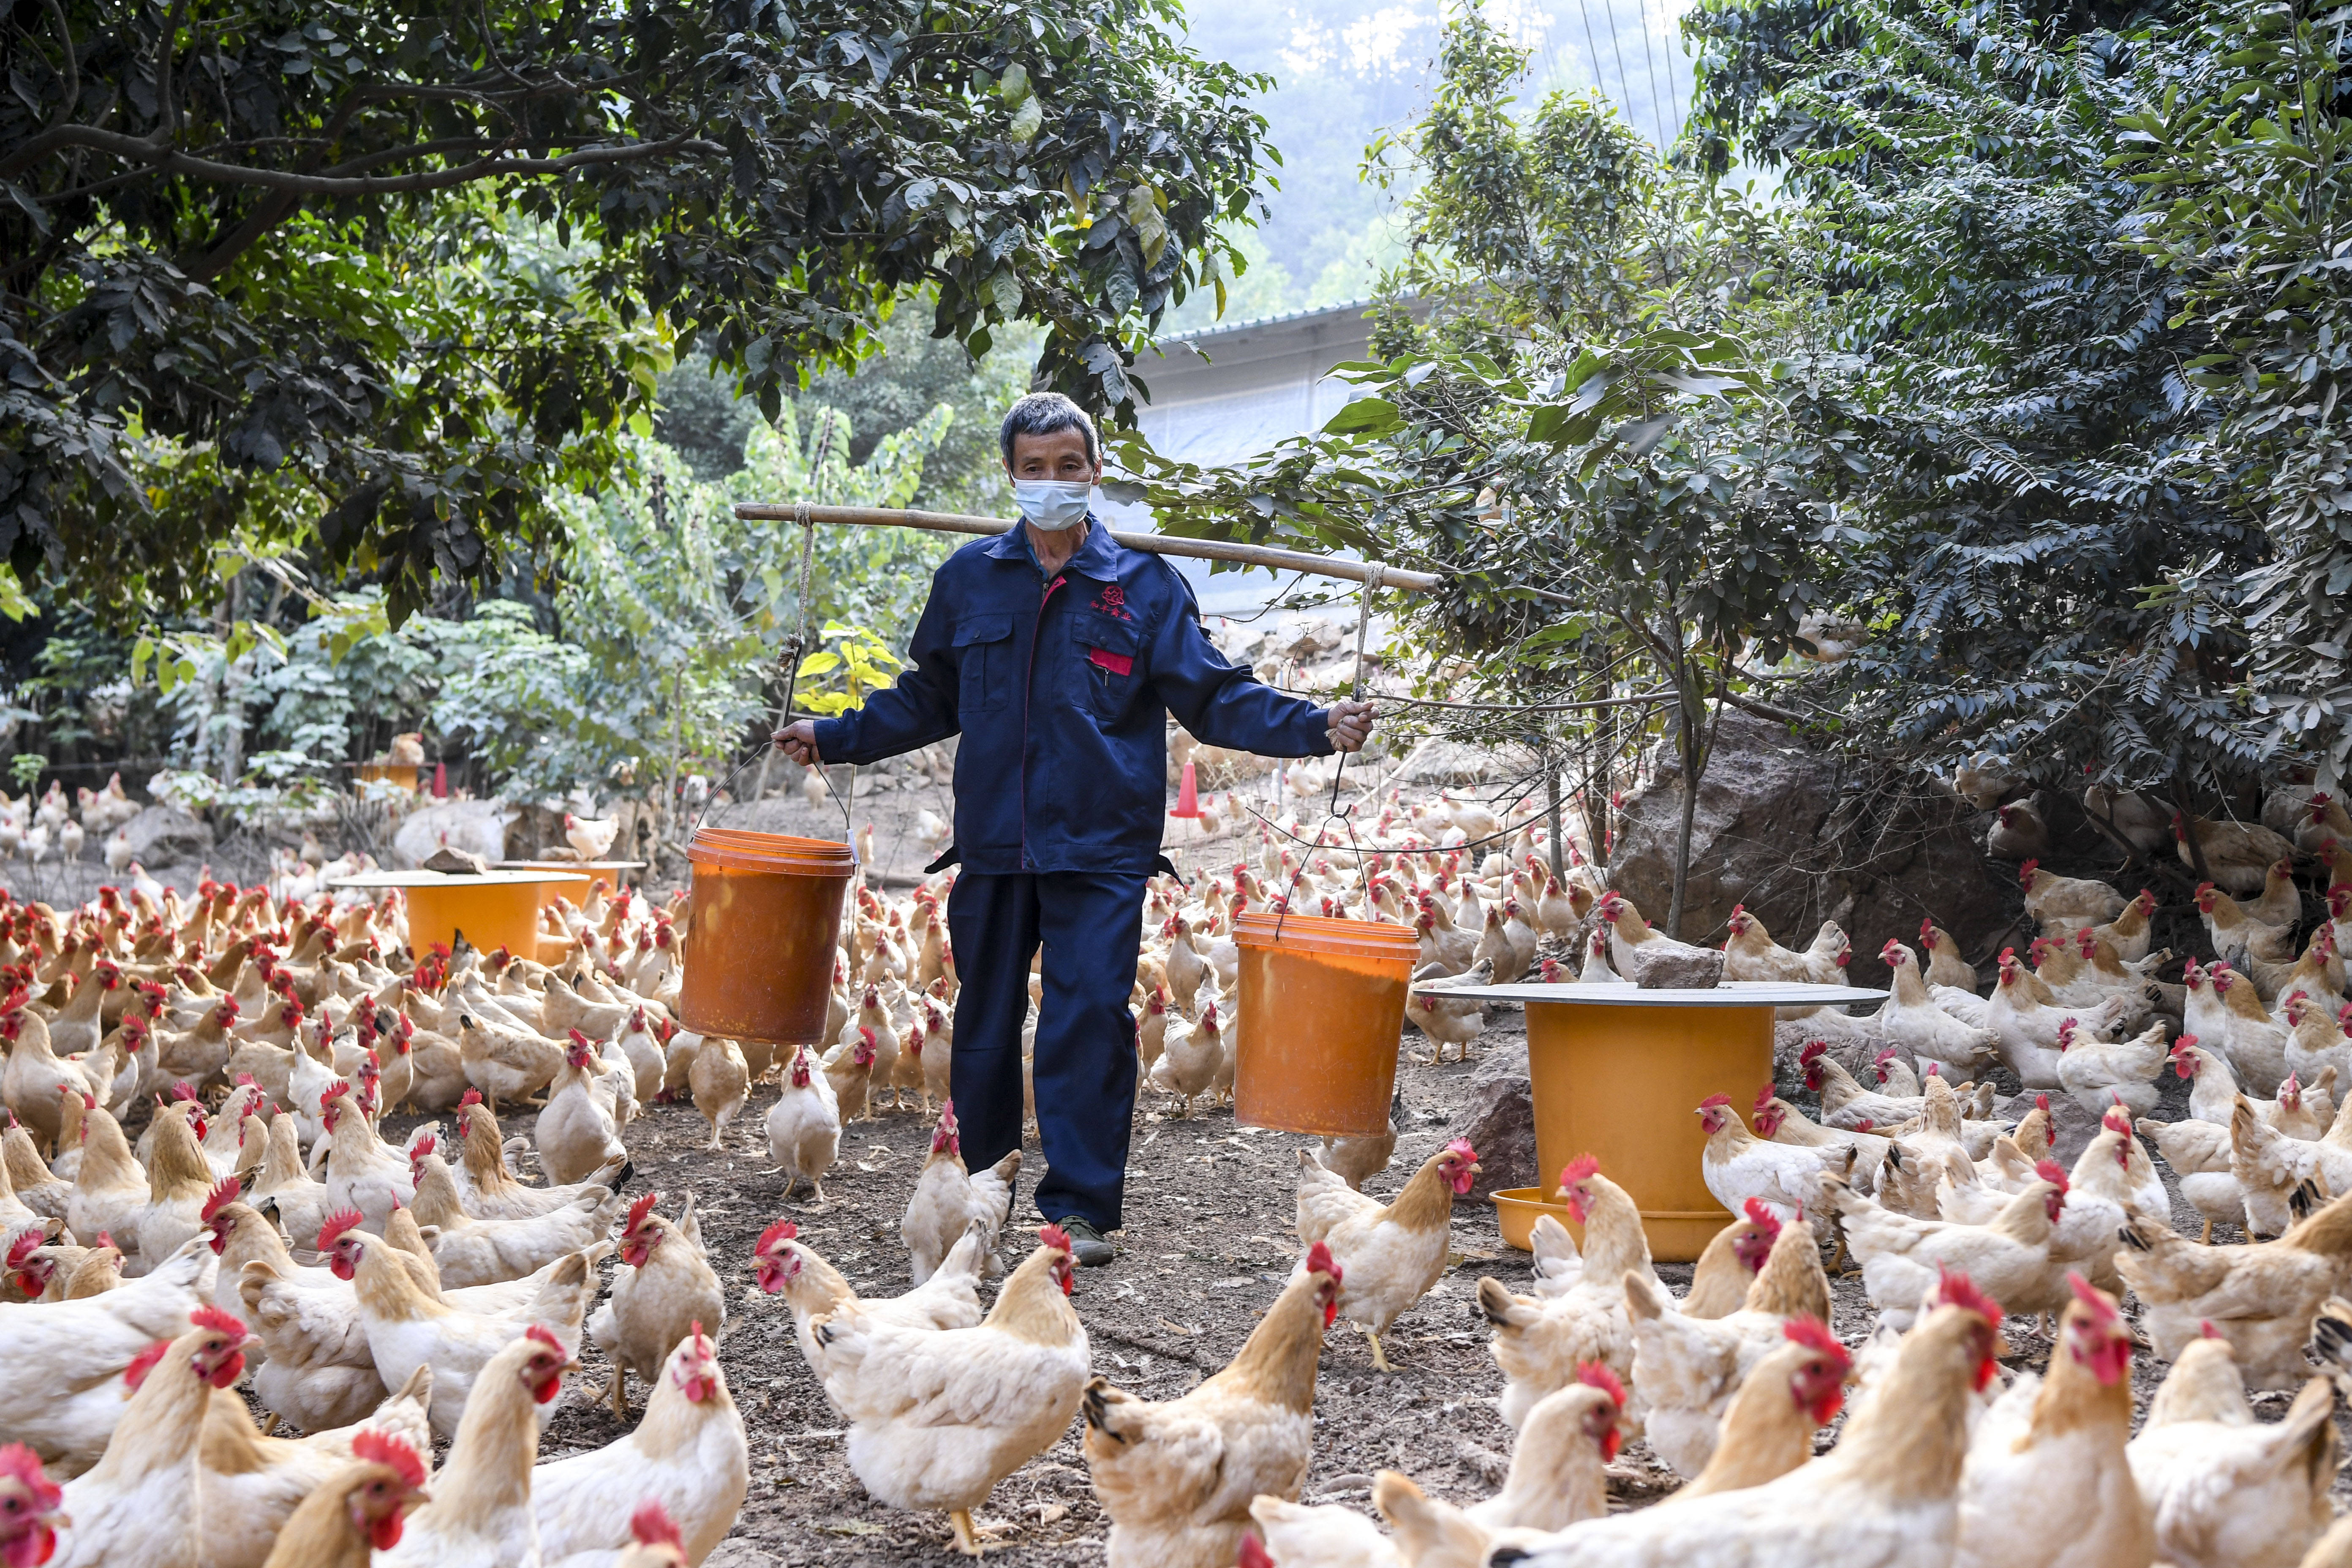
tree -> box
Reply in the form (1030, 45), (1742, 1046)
(1, 0), (1272, 621)
(2113, 0), (2352, 787)
(1114, 10), (1833, 934)
(1681, 0), (2278, 816)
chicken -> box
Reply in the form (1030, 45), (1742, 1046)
(1295, 1138), (1478, 1372)
(1315, 1115), (1399, 1193)
(1987, 949), (2129, 1089)
(65, 1102), (152, 1259)
(1829, 1171), (2065, 1329)
(0, 1237), (217, 1468)
(446, 1093), (626, 1222)
(2054, 1018), (2170, 1119)
(319, 1210), (591, 1437)
(317, 1088), (416, 1231)
(565, 812), (621, 861)
(687, 1034), (749, 1151)
(2127, 1331), (2337, 1568)
(376, 1329), (573, 1568)
(535, 1325), (749, 1567)
(409, 1147), (621, 1289)
(1919, 919), (1978, 989)
(234, 1247), (393, 1439)
(2197, 881), (2293, 971)
(1722, 906), (1838, 983)
(50, 1306), (256, 1568)
(764, 1045), (841, 1203)
(1473, 1274), (2004, 1568)
(536, 1031), (629, 1186)
(1696, 1093), (1851, 1222)
(1675, 1319), (1854, 1500)
(2176, 811), (2298, 897)
(3, 1002), (111, 1150)
(255, 1429), (432, 1568)
(1081, 1243), (1342, 1568)
(2019, 859), (2126, 925)
(1680, 1198), (1791, 1318)
(1870, 942), (2002, 1081)
(2115, 1187), (2352, 1388)
(822, 1025), (879, 1120)
(2214, 962), (2292, 1093)
(1477, 1157), (1657, 1429)
(900, 1100), (1019, 1285)
(1247, 1496), (1403, 1568)
(1406, 959), (1492, 1064)
(588, 1192), (726, 1422)
(1623, 1214), (1835, 1478)
(1950, 1275), (2150, 1568)
(2227, 1094), (2352, 1237)
(1987, 798), (2050, 860)
(811, 1229), (1089, 1557)
(1597, 892), (1723, 988)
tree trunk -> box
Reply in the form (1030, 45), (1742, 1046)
(1546, 761), (1566, 884)
(1669, 693), (1699, 940)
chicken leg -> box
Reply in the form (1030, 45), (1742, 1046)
(951, 1508), (982, 1556)
(1366, 1328), (1393, 1373)
(610, 1367), (629, 1421)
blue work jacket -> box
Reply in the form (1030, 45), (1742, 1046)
(810, 517), (1334, 875)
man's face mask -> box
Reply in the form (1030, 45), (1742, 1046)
(1013, 479), (1092, 531)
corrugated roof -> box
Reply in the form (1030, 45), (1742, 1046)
(1164, 297), (1380, 345)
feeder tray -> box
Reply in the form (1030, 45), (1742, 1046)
(329, 869), (590, 959)
(1419, 979), (1886, 1261)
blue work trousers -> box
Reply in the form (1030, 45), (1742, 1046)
(946, 869), (1147, 1230)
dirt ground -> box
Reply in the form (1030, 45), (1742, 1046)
(344, 996), (2336, 1568)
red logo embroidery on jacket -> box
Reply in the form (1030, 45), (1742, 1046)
(1092, 584), (1132, 621)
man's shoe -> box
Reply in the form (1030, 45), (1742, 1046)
(1051, 1216), (1116, 1267)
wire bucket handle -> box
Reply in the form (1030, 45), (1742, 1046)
(1273, 564), (1383, 942)
(688, 505), (857, 857)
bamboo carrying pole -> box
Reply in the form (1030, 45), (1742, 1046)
(731, 502), (1441, 593)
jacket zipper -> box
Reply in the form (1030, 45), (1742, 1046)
(1019, 572), (1067, 869)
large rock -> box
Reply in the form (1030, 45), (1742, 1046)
(119, 806), (212, 867)
(1455, 1043), (1537, 1201)
(391, 800), (514, 869)
(1624, 942), (1724, 990)
(1609, 711), (2017, 990)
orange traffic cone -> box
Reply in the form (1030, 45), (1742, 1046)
(1171, 760), (1201, 819)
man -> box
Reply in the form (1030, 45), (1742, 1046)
(774, 392), (1372, 1265)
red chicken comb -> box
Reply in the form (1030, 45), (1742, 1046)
(568, 1027), (592, 1047)
(1798, 1040), (1828, 1064)
(191, 1303), (247, 1340)
(316, 1209), (365, 1252)
(1304, 1241), (1340, 1283)
(1698, 1093), (1733, 1111)
(2018, 858), (2039, 885)
(459, 1088), (483, 1107)
(2034, 1092), (2050, 1116)
(0, 1442), (58, 1513)
(631, 1499), (686, 1551)
(525, 1323), (568, 1356)
(1752, 1082), (1777, 1113)
(1742, 1196), (1782, 1233)
(624, 1192), (661, 1233)
(2034, 1159), (2070, 1193)
(351, 1428), (427, 1489)
(5, 1230), (42, 1269)
(1919, 916), (1936, 941)
(2102, 1104), (2134, 1135)
(1574, 1360), (1626, 1410)
(123, 1338), (173, 1392)
(2068, 1271), (2121, 1324)
(2199, 1319), (2224, 1339)
(1444, 1137), (1478, 1162)
(1933, 1266), (2005, 1328)
(200, 1177), (241, 1222)
(756, 1218), (797, 1254)
(1559, 1154), (1601, 1187)
(1039, 1224), (1073, 1257)
(1783, 1314), (1848, 1362)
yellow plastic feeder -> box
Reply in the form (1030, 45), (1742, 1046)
(496, 861), (649, 912)
(329, 869), (589, 958)
(1231, 910), (1418, 1138)
(1419, 979), (1884, 1262)
(352, 762), (420, 792)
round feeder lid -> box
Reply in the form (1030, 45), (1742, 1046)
(1412, 979), (1888, 1007)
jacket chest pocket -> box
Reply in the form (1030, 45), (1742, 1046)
(954, 615), (1014, 716)
(1072, 609), (1142, 722)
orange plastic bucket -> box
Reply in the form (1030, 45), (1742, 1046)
(1231, 910), (1417, 1137)
(679, 830), (856, 1045)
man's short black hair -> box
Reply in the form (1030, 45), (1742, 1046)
(999, 392), (1100, 468)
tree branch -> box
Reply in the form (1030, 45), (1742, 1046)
(42, 0), (78, 127)
(0, 126), (724, 190)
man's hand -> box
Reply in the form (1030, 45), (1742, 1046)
(773, 719), (822, 766)
(1326, 699), (1375, 754)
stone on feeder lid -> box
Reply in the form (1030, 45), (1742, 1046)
(419, 846), (490, 876)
